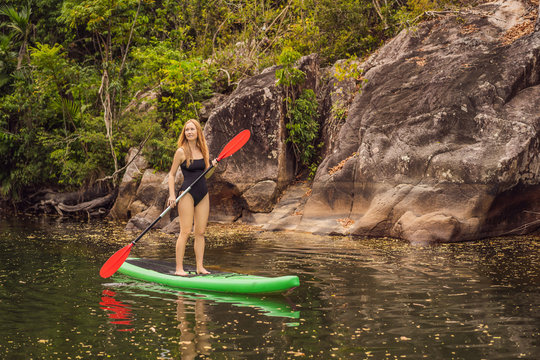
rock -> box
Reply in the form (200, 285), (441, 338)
(124, 211), (151, 232)
(242, 180), (278, 213)
(204, 54), (320, 221)
(127, 200), (148, 218)
(108, 147), (149, 220)
(208, 182), (245, 222)
(162, 217), (180, 235)
(299, 0), (540, 242)
(126, 205), (169, 231)
(241, 182), (311, 231)
(392, 211), (463, 246)
(537, 2), (540, 32)
(199, 93), (229, 122)
(318, 62), (359, 159)
(125, 170), (173, 230)
(123, 89), (159, 114)
(135, 169), (169, 209)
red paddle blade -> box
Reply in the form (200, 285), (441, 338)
(217, 129), (251, 161)
(99, 243), (134, 278)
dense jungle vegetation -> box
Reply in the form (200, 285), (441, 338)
(0, 0), (472, 202)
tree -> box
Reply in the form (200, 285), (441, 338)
(59, 0), (142, 183)
(0, 5), (32, 70)
(0, 34), (16, 88)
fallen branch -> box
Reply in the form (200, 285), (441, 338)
(28, 192), (115, 217)
(504, 211), (540, 235)
(57, 193), (115, 213)
(36, 199), (64, 216)
(505, 219), (540, 235)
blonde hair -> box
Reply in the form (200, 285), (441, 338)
(177, 119), (210, 168)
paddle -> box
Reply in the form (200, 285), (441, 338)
(100, 129), (251, 278)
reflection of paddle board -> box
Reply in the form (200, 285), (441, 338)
(117, 258), (300, 295)
(107, 280), (301, 319)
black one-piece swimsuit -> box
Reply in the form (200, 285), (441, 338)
(180, 159), (208, 206)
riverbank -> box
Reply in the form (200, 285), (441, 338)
(3, 1), (539, 244)
(103, 1), (540, 243)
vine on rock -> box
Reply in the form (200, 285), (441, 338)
(276, 47), (320, 179)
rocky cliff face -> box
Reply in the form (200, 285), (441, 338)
(297, 0), (540, 243)
(113, 0), (540, 243)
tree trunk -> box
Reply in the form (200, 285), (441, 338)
(96, 3), (141, 186)
(99, 68), (119, 177)
(16, 41), (27, 70)
(98, 30), (119, 185)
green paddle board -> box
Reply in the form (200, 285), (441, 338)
(117, 258), (300, 295)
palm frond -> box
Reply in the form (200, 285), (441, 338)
(0, 5), (31, 38)
(61, 97), (81, 121)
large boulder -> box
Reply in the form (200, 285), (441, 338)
(125, 169), (176, 230)
(298, 0), (540, 243)
(204, 54), (320, 221)
(108, 148), (149, 220)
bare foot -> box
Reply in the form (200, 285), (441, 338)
(175, 270), (188, 276)
(197, 268), (210, 275)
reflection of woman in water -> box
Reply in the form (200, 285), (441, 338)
(177, 296), (211, 358)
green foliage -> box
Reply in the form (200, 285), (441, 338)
(308, 0), (383, 63)
(160, 57), (216, 134)
(0, 5), (32, 37)
(120, 108), (176, 172)
(335, 59), (363, 83)
(129, 47), (217, 169)
(280, 17), (320, 60)
(275, 48), (320, 177)
(129, 43), (185, 91)
(334, 58), (369, 93)
(0, 0), (468, 200)
(59, 0), (139, 32)
(392, 0), (455, 28)
(406, 0), (440, 18)
(0, 4), (33, 71)
(0, 34), (16, 88)
(285, 89), (319, 171)
(144, 136), (177, 172)
(331, 101), (348, 124)
(276, 47), (304, 87)
(30, 43), (72, 98)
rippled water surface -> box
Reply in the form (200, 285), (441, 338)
(0, 216), (539, 359)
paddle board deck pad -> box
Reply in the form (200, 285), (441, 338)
(117, 258), (300, 294)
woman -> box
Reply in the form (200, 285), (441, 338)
(168, 119), (217, 276)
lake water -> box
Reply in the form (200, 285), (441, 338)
(0, 216), (538, 359)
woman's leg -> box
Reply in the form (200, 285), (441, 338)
(176, 194), (195, 276)
(193, 194), (210, 274)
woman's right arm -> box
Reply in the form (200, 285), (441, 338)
(167, 147), (185, 208)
